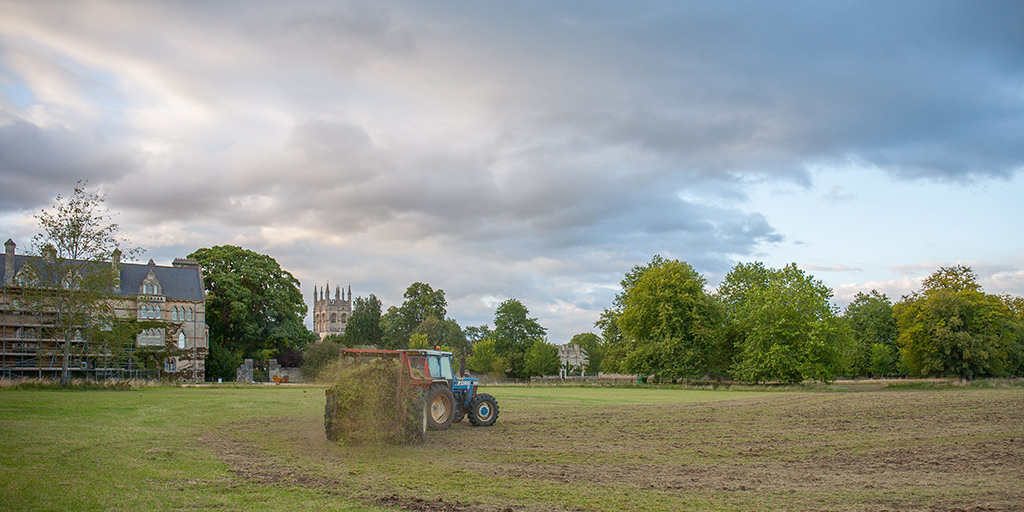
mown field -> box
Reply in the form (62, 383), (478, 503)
(1, 382), (1023, 512)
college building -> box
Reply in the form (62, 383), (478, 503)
(312, 283), (352, 340)
(1, 238), (208, 380)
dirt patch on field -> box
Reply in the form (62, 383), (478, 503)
(203, 389), (1024, 512)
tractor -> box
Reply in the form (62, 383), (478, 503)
(324, 348), (498, 442)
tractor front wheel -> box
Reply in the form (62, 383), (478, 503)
(468, 393), (499, 427)
(427, 385), (455, 431)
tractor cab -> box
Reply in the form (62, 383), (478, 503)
(398, 349), (498, 430)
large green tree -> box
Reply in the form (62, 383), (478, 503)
(524, 339), (560, 377)
(26, 183), (141, 385)
(594, 307), (626, 373)
(842, 290), (899, 377)
(380, 282), (447, 348)
(344, 294), (384, 347)
(894, 265), (1022, 378)
(188, 245), (315, 380)
(492, 298), (546, 378)
(720, 262), (844, 384)
(617, 257), (724, 380)
(467, 337), (501, 376)
(570, 332), (604, 375)
(412, 316), (467, 352)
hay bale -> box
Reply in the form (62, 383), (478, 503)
(324, 356), (426, 445)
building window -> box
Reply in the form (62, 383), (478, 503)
(186, 307), (193, 321)
(165, 358), (176, 372)
(178, 332), (186, 350)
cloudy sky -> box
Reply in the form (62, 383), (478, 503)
(2, 1), (1022, 342)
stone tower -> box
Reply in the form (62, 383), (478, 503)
(312, 283), (352, 340)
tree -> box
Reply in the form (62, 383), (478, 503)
(594, 307), (627, 373)
(842, 290), (899, 377)
(721, 262), (843, 384)
(617, 257), (724, 380)
(26, 183), (140, 385)
(205, 339), (243, 382)
(380, 282), (447, 348)
(524, 339), (560, 377)
(715, 261), (772, 375)
(571, 332), (604, 374)
(188, 246), (315, 374)
(300, 337), (342, 381)
(894, 265), (1020, 378)
(467, 337), (501, 376)
(464, 325), (493, 346)
(412, 316), (467, 352)
(492, 298), (546, 378)
(344, 294), (384, 347)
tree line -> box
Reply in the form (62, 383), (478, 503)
(287, 255), (1024, 384)
(587, 256), (1024, 383)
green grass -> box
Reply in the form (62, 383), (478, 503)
(0, 386), (384, 511)
(2, 383), (1023, 511)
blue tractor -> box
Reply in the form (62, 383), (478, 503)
(401, 349), (499, 430)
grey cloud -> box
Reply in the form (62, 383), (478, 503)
(3, 0), (1022, 340)
(0, 120), (133, 210)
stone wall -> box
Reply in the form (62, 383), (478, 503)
(269, 358), (303, 383)
(236, 359), (254, 383)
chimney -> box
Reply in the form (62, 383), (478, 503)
(42, 244), (56, 262)
(111, 248), (122, 288)
(4, 238), (14, 286)
(172, 257), (200, 269)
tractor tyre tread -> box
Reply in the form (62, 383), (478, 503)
(468, 393), (499, 427)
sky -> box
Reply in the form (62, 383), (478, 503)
(1, 1), (1022, 343)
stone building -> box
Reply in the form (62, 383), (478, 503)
(312, 283), (352, 340)
(558, 343), (588, 372)
(1, 238), (208, 380)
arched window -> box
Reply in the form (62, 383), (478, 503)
(178, 332), (186, 350)
(187, 307), (193, 321)
(330, 313), (337, 323)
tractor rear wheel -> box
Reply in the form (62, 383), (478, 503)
(468, 393), (499, 427)
(427, 385), (455, 431)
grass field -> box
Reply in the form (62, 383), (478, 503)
(1, 382), (1022, 511)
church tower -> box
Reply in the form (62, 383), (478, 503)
(312, 282), (353, 340)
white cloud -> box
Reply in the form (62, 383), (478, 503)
(2, 0), (1023, 339)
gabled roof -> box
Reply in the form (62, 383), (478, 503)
(119, 261), (205, 301)
(1, 254), (205, 302)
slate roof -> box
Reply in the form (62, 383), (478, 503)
(118, 261), (205, 301)
(1, 254), (205, 302)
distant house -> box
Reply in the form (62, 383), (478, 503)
(558, 343), (588, 372)
(1, 238), (208, 380)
